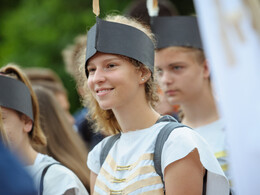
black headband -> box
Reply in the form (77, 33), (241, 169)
(0, 75), (34, 121)
(151, 16), (203, 49)
(85, 17), (155, 77)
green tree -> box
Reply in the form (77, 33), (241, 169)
(0, 0), (194, 113)
(0, 0), (131, 112)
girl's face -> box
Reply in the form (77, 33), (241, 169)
(155, 47), (209, 105)
(1, 107), (31, 150)
(87, 52), (144, 110)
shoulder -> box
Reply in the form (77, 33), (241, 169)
(33, 154), (88, 195)
(87, 135), (116, 174)
(161, 127), (217, 169)
(161, 127), (229, 193)
(43, 163), (88, 194)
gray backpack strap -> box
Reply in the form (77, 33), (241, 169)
(100, 133), (121, 167)
(154, 122), (186, 184)
(156, 115), (178, 123)
(154, 121), (208, 195)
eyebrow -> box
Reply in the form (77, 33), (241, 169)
(87, 57), (123, 67)
(168, 62), (187, 67)
(156, 61), (186, 69)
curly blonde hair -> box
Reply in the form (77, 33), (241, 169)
(79, 15), (159, 135)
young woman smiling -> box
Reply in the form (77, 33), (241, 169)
(81, 15), (229, 195)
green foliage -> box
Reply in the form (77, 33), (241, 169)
(0, 0), (132, 113)
(0, 0), (194, 113)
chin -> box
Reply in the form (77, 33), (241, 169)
(99, 103), (112, 110)
(167, 97), (179, 105)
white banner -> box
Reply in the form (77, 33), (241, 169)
(194, 0), (260, 194)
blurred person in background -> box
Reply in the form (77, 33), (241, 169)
(124, 0), (179, 26)
(34, 85), (90, 191)
(0, 64), (89, 195)
(62, 34), (105, 150)
(153, 15), (231, 187)
(1, 110), (37, 195)
(24, 67), (75, 127)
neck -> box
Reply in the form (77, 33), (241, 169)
(14, 138), (38, 166)
(113, 97), (160, 133)
(181, 87), (219, 128)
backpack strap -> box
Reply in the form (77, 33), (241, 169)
(154, 118), (208, 195)
(100, 133), (121, 167)
(153, 121), (186, 185)
(39, 163), (60, 195)
(99, 115), (178, 168)
(156, 115), (178, 123)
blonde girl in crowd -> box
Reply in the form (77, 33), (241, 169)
(0, 64), (89, 195)
(80, 12), (229, 194)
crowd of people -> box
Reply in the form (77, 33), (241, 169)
(0, 0), (235, 194)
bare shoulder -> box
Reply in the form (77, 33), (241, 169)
(164, 149), (205, 195)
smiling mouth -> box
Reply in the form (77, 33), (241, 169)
(96, 88), (114, 96)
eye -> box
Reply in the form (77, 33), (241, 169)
(171, 65), (183, 71)
(104, 63), (117, 71)
(87, 67), (96, 75)
(108, 63), (116, 68)
(1, 115), (6, 120)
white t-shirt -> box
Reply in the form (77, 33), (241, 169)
(87, 122), (229, 195)
(26, 153), (89, 195)
(194, 119), (230, 181)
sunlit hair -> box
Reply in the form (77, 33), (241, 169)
(62, 34), (87, 90)
(34, 86), (90, 191)
(0, 64), (46, 149)
(0, 107), (9, 147)
(24, 67), (67, 96)
(79, 15), (159, 135)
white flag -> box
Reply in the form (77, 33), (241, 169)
(194, 0), (260, 194)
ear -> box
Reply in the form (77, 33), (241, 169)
(202, 60), (210, 79)
(21, 115), (33, 133)
(139, 67), (152, 84)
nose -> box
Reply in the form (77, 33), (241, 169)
(160, 71), (174, 86)
(92, 68), (106, 84)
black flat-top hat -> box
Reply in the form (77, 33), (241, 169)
(151, 16), (203, 50)
(0, 75), (34, 121)
(85, 17), (155, 77)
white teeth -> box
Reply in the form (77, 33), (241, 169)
(98, 89), (110, 93)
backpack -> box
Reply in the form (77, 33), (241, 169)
(99, 115), (208, 193)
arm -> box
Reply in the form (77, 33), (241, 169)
(164, 149), (205, 195)
(64, 188), (76, 195)
(90, 171), (98, 195)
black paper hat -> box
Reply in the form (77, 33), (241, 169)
(151, 16), (203, 49)
(85, 17), (155, 77)
(0, 75), (34, 121)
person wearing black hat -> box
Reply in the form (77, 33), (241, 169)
(81, 11), (229, 194)
(153, 16), (231, 186)
(0, 64), (89, 195)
